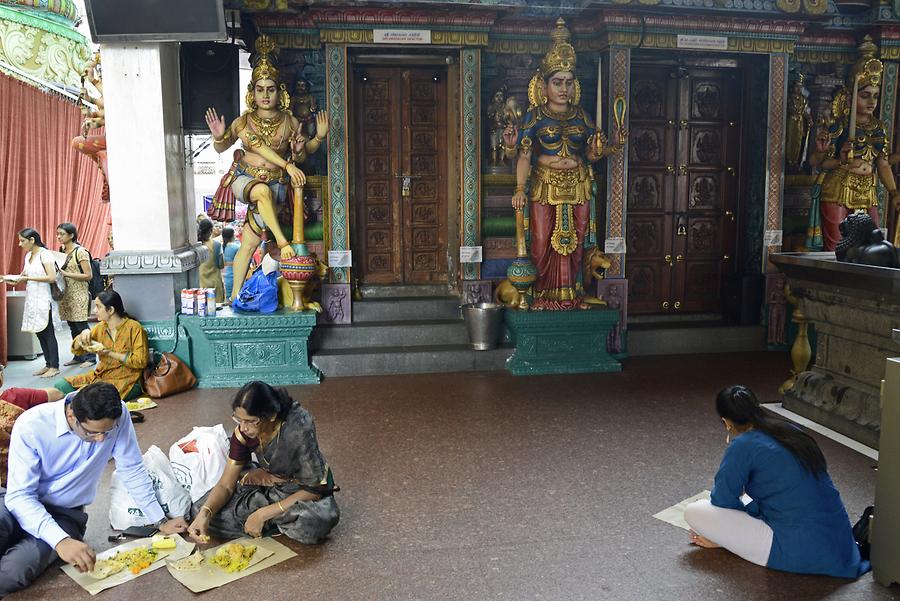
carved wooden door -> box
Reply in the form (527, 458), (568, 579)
(626, 65), (740, 314)
(353, 66), (448, 285)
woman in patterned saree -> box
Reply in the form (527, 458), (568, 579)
(188, 381), (339, 544)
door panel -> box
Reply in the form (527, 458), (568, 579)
(627, 64), (740, 315)
(353, 66), (447, 285)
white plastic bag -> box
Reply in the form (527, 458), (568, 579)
(108, 445), (192, 530)
(168, 424), (229, 502)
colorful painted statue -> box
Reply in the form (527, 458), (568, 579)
(71, 52), (109, 202)
(205, 36), (328, 301)
(807, 37), (900, 251)
(502, 18), (624, 310)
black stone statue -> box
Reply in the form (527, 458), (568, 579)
(835, 212), (900, 268)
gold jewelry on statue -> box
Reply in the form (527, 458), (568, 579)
(514, 185), (526, 192)
(539, 18), (576, 79)
(249, 112), (286, 147)
(277, 500), (287, 513)
(238, 161), (284, 183)
(251, 36), (279, 86)
(213, 129), (232, 144)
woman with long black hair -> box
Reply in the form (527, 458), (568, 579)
(2, 228), (59, 378)
(684, 385), (868, 578)
(56, 222), (95, 368)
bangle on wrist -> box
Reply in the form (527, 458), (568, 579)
(314, 135), (325, 142)
(200, 505), (213, 517)
(277, 500), (287, 513)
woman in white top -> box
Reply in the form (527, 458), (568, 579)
(3, 228), (60, 377)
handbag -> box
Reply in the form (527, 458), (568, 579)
(232, 267), (278, 313)
(50, 262), (66, 301)
(142, 324), (197, 398)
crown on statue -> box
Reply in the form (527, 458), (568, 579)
(251, 35), (280, 85)
(848, 35), (882, 91)
(539, 18), (576, 78)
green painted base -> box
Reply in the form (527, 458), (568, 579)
(176, 310), (320, 388)
(504, 309), (622, 375)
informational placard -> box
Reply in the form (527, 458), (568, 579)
(374, 29), (430, 44)
(763, 229), (783, 247)
(328, 250), (352, 268)
(459, 246), (483, 263)
(604, 237), (626, 254)
(677, 34), (728, 51)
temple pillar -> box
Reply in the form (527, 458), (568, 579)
(461, 47), (482, 282)
(604, 46), (629, 280)
(762, 53), (789, 271)
(99, 43), (204, 321)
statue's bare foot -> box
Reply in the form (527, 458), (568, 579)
(279, 244), (296, 260)
(582, 295), (607, 306)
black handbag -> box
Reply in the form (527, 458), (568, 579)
(50, 263), (66, 301)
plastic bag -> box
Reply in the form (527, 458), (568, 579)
(168, 424), (230, 502)
(108, 445), (192, 530)
(232, 268), (278, 313)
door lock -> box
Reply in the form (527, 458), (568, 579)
(678, 165), (688, 176)
(676, 214), (687, 236)
(401, 176), (411, 197)
(665, 254), (673, 266)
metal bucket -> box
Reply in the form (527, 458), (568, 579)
(462, 302), (505, 351)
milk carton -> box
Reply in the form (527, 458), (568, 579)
(181, 289), (195, 315)
(196, 289), (207, 316)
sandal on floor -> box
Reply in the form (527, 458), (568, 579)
(78, 360), (96, 369)
(32, 366), (49, 376)
(40, 368), (60, 378)
(63, 358), (81, 366)
(130, 411), (145, 424)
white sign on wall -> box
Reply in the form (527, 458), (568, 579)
(677, 34), (728, 51)
(328, 250), (353, 268)
(459, 246), (483, 263)
(763, 230), (783, 247)
(604, 237), (627, 254)
(374, 29), (431, 44)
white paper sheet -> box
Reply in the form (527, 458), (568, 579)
(652, 490), (711, 531)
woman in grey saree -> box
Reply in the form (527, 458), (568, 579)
(187, 381), (339, 544)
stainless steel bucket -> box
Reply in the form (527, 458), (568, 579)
(461, 302), (504, 350)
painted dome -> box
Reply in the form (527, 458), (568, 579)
(0, 0), (90, 89)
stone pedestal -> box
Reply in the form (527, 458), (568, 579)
(771, 252), (900, 448)
(179, 309), (320, 388)
(504, 309), (621, 376)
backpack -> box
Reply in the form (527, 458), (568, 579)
(72, 245), (105, 298)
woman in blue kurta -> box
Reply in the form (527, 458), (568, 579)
(684, 385), (868, 579)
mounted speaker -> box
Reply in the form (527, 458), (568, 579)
(85, 0), (225, 43)
(180, 42), (240, 134)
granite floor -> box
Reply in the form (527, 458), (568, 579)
(4, 352), (896, 600)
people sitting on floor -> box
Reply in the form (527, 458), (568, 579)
(684, 384), (869, 579)
(0, 289), (149, 408)
(187, 380), (339, 545)
(0, 382), (187, 596)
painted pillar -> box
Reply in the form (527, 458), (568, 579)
(460, 47), (481, 281)
(325, 44), (350, 284)
(100, 43), (203, 321)
(605, 46), (630, 278)
(879, 60), (898, 225)
(763, 52), (789, 271)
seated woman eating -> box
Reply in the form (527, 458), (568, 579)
(0, 290), (148, 408)
(684, 385), (869, 579)
(187, 381), (339, 544)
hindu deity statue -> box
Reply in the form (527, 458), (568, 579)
(487, 87), (523, 168)
(71, 52), (109, 201)
(785, 73), (813, 173)
(807, 37), (900, 251)
(205, 36), (328, 301)
(501, 18), (625, 310)
(290, 77), (318, 140)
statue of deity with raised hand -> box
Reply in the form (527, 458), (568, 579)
(501, 18), (625, 310)
(205, 36), (328, 301)
(807, 36), (900, 251)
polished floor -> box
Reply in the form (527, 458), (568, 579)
(5, 352), (896, 600)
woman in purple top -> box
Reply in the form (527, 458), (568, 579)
(685, 385), (868, 578)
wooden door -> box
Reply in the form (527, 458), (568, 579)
(353, 66), (448, 285)
(626, 64), (740, 315)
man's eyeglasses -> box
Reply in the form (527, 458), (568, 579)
(232, 415), (261, 427)
(77, 420), (117, 439)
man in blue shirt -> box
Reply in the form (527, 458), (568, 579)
(0, 382), (188, 595)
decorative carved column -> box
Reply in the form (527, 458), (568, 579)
(762, 53), (789, 270)
(807, 74), (842, 128)
(604, 46), (630, 278)
(100, 43), (204, 322)
(324, 43), (351, 312)
(461, 47), (481, 283)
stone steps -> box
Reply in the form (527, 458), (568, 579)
(311, 319), (469, 349)
(628, 325), (765, 356)
(311, 344), (513, 377)
(350, 297), (461, 323)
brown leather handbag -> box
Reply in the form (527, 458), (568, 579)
(143, 351), (197, 398)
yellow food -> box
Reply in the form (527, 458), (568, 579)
(209, 543), (257, 573)
(151, 534), (177, 549)
(109, 547), (159, 576)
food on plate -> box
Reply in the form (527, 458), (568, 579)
(110, 546), (160, 575)
(169, 550), (205, 571)
(210, 542), (258, 573)
(86, 341), (105, 353)
(88, 558), (126, 580)
(151, 534), (177, 549)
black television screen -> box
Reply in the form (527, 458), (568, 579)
(84, 0), (226, 43)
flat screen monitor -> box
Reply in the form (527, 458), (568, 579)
(84, 0), (226, 43)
